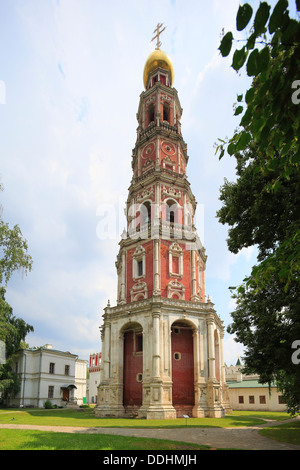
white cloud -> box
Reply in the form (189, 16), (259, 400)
(223, 333), (245, 367)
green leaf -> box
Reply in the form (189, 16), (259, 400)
(272, 179), (282, 192)
(227, 141), (236, 156)
(219, 31), (233, 57)
(234, 105), (243, 116)
(245, 87), (255, 104)
(236, 3), (253, 31)
(240, 106), (252, 127)
(246, 48), (259, 76)
(269, 0), (288, 34)
(246, 32), (257, 50)
(236, 132), (251, 151)
(237, 94), (243, 102)
(291, 152), (300, 165)
(257, 46), (270, 73)
(281, 18), (300, 43)
(254, 2), (271, 34)
(232, 46), (247, 71)
(218, 148), (225, 160)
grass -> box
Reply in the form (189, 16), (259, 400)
(0, 408), (297, 450)
(0, 408), (291, 428)
(0, 428), (209, 451)
(259, 420), (300, 446)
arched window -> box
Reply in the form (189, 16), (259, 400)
(163, 103), (170, 122)
(132, 245), (146, 280)
(148, 104), (155, 124)
(168, 242), (183, 279)
(166, 200), (176, 223)
(140, 201), (151, 225)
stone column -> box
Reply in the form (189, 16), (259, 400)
(153, 239), (160, 295)
(220, 328), (225, 385)
(120, 250), (126, 304)
(102, 319), (111, 381)
(207, 316), (216, 381)
(152, 310), (160, 379)
(191, 250), (197, 300)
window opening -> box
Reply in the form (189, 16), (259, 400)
(174, 352), (181, 361)
(136, 333), (143, 353)
(137, 260), (143, 277)
(141, 201), (151, 224)
(163, 103), (170, 122)
(166, 200), (176, 223)
(172, 256), (179, 274)
(149, 104), (155, 123)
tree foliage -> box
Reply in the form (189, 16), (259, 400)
(216, 1), (300, 414)
(0, 185), (33, 286)
(0, 183), (34, 402)
(0, 287), (34, 402)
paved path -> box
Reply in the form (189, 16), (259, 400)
(1, 417), (300, 450)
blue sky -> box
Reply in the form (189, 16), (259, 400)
(1, 0), (293, 365)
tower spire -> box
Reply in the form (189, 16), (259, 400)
(151, 22), (166, 50)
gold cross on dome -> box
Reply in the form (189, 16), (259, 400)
(151, 23), (166, 50)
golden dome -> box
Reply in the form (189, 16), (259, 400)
(143, 49), (174, 89)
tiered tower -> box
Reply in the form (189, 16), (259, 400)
(95, 26), (230, 419)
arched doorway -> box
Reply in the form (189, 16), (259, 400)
(122, 323), (143, 412)
(171, 321), (195, 416)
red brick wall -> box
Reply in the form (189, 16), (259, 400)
(171, 326), (194, 405)
(126, 240), (154, 302)
(160, 240), (191, 300)
(123, 330), (143, 406)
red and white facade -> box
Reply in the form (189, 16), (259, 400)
(95, 45), (231, 419)
(87, 352), (101, 404)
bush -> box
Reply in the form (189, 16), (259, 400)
(43, 399), (53, 409)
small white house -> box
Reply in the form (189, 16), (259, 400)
(10, 344), (87, 408)
(225, 361), (287, 412)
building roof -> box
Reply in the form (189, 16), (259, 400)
(227, 379), (276, 389)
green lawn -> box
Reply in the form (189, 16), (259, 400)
(0, 408), (291, 428)
(0, 408), (297, 450)
(0, 428), (209, 451)
(259, 420), (300, 446)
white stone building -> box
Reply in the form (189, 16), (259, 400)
(226, 361), (287, 412)
(9, 344), (87, 408)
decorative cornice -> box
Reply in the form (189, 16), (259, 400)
(104, 296), (223, 328)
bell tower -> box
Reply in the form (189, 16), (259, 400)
(95, 26), (231, 419)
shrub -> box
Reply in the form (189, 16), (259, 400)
(43, 399), (53, 409)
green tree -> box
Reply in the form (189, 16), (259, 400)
(216, 1), (300, 414)
(0, 183), (33, 403)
